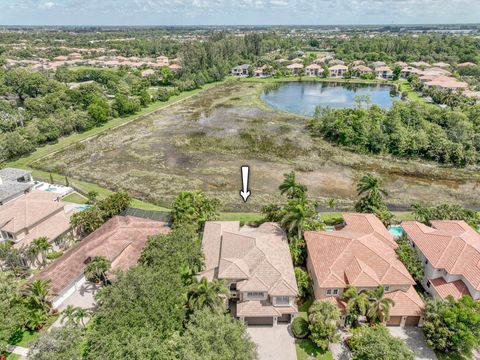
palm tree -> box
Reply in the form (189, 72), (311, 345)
(341, 286), (370, 326)
(281, 198), (314, 239)
(26, 243), (41, 268)
(326, 198), (338, 212)
(61, 305), (89, 328)
(279, 171), (307, 200)
(25, 279), (52, 315)
(84, 256), (111, 286)
(187, 277), (229, 314)
(356, 173), (388, 199)
(31, 237), (52, 268)
(308, 300), (340, 324)
(365, 286), (395, 325)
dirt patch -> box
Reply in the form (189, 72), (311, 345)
(35, 81), (480, 211)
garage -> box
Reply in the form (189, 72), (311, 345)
(244, 317), (274, 326)
(278, 314), (292, 323)
(405, 316), (420, 327)
(387, 316), (402, 326)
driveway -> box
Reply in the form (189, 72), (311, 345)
(247, 324), (296, 360)
(389, 327), (437, 360)
(50, 282), (99, 329)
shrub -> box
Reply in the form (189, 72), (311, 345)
(46, 251), (63, 260)
(294, 267), (311, 300)
(291, 317), (309, 339)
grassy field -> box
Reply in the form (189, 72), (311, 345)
(62, 192), (88, 204)
(296, 339), (334, 360)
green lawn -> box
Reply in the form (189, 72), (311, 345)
(61, 192), (87, 204)
(218, 212), (263, 223)
(296, 339), (333, 360)
(5, 353), (21, 360)
(8, 314), (60, 348)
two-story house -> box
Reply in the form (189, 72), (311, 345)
(231, 64), (251, 77)
(402, 220), (480, 300)
(199, 221), (298, 326)
(329, 64), (348, 78)
(0, 190), (74, 247)
(0, 168), (35, 206)
(305, 213), (424, 327)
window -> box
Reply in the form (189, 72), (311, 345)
(275, 296), (290, 305)
(326, 289), (338, 296)
(384, 286), (390, 292)
(1, 231), (13, 240)
(332, 289), (339, 295)
(425, 259), (429, 265)
(246, 292), (264, 300)
(427, 281), (431, 288)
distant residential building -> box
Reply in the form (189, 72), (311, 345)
(305, 213), (424, 327)
(432, 62), (450, 68)
(371, 61), (386, 69)
(0, 168), (34, 206)
(457, 62), (477, 68)
(254, 64), (273, 77)
(351, 65), (372, 77)
(305, 63), (322, 76)
(0, 191), (73, 248)
(375, 66), (393, 80)
(410, 61), (431, 68)
(199, 221), (298, 326)
(402, 221), (480, 301)
(400, 66), (422, 79)
(286, 63), (304, 75)
(34, 215), (170, 308)
(231, 64), (251, 77)
(329, 64), (348, 78)
(141, 69), (156, 77)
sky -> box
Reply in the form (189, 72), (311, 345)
(0, 0), (479, 26)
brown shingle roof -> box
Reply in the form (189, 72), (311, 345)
(34, 216), (169, 295)
(402, 220), (480, 291)
(305, 213), (414, 289)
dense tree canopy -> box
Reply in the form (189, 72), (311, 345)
(310, 101), (480, 167)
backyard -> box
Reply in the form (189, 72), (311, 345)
(31, 80), (480, 212)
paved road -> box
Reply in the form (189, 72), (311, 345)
(247, 324), (296, 360)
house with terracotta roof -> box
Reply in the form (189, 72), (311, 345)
(0, 190), (73, 248)
(286, 63), (304, 75)
(375, 66), (393, 80)
(400, 66), (422, 79)
(198, 221), (298, 326)
(34, 215), (169, 308)
(305, 213), (424, 327)
(329, 64), (348, 78)
(0, 168), (34, 205)
(231, 64), (251, 77)
(351, 65), (372, 78)
(402, 220), (480, 301)
(305, 63), (322, 76)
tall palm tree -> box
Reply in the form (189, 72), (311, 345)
(25, 279), (52, 315)
(187, 277), (229, 314)
(61, 305), (89, 328)
(365, 286), (395, 325)
(356, 173), (388, 199)
(84, 256), (111, 286)
(31, 237), (52, 268)
(281, 198), (314, 239)
(279, 171), (307, 200)
(308, 299), (340, 324)
(341, 286), (370, 326)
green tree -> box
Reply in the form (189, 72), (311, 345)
(354, 173), (393, 226)
(365, 286), (395, 325)
(281, 198), (322, 239)
(70, 206), (104, 236)
(342, 286), (370, 326)
(294, 267), (311, 300)
(423, 296), (480, 357)
(31, 237), (52, 268)
(412, 202), (480, 228)
(187, 278), (229, 315)
(348, 325), (414, 360)
(87, 99), (111, 125)
(169, 309), (258, 360)
(307, 300), (340, 350)
(28, 325), (85, 360)
(25, 279), (52, 315)
(0, 272), (26, 354)
(171, 191), (220, 231)
(84, 256), (111, 286)
(395, 236), (424, 282)
(279, 171), (307, 200)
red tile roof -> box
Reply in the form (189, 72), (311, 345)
(402, 220), (480, 291)
(386, 286), (424, 317)
(34, 216), (169, 295)
(305, 213), (414, 289)
(429, 277), (471, 300)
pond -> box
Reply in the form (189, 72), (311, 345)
(261, 81), (400, 116)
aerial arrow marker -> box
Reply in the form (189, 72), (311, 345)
(240, 165), (251, 203)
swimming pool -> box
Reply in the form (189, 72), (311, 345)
(75, 204), (91, 211)
(389, 226), (404, 238)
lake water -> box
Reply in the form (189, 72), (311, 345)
(261, 81), (400, 116)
